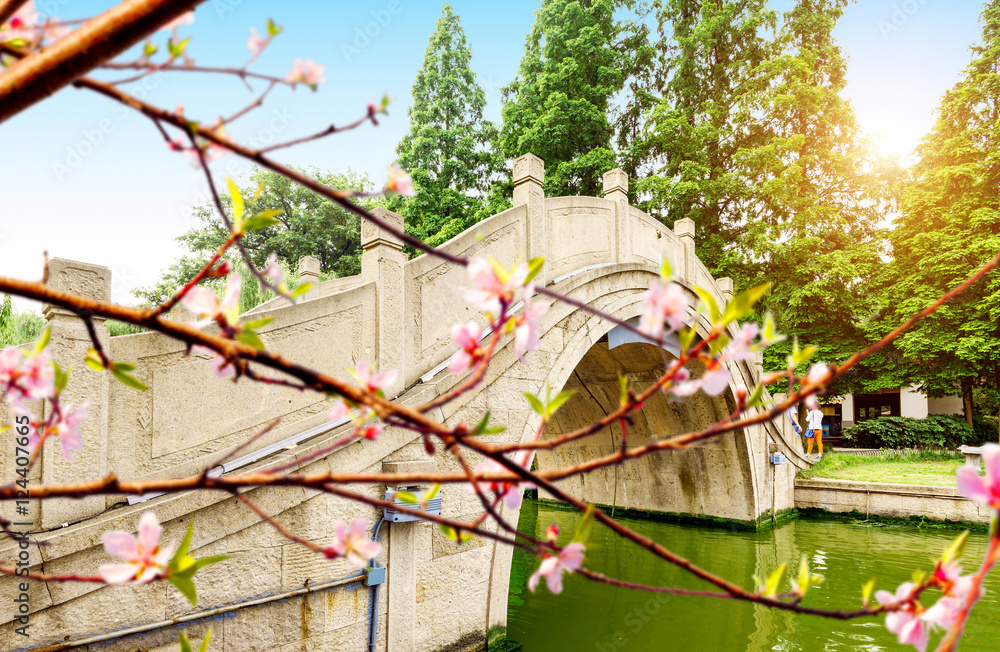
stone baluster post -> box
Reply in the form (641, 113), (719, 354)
(361, 208), (406, 396)
(718, 277), (734, 303)
(383, 460), (434, 652)
(603, 168), (631, 264)
(512, 153), (546, 282)
(297, 255), (321, 299)
(40, 259), (112, 528)
(674, 217), (696, 285)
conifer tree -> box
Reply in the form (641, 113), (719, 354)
(498, 0), (631, 197)
(393, 4), (500, 247)
(868, 0), (1000, 427)
(748, 0), (894, 377)
(638, 0), (778, 278)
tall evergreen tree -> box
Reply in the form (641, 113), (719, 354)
(868, 0), (1000, 427)
(748, 0), (894, 378)
(638, 0), (779, 278)
(498, 0), (632, 197)
(393, 4), (500, 247)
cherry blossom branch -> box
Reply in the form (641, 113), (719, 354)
(935, 519), (1000, 651)
(0, 0), (28, 25)
(575, 569), (883, 619)
(0, 0), (207, 122)
(0, 564), (104, 583)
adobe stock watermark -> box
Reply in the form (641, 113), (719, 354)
(50, 72), (165, 182)
(594, 592), (671, 651)
(877, 0), (931, 40)
(341, 0), (403, 63)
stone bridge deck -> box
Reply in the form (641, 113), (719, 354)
(0, 154), (810, 652)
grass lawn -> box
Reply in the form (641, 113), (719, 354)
(796, 450), (969, 487)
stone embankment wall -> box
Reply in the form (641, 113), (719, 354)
(795, 478), (989, 524)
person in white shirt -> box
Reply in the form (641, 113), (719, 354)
(806, 406), (825, 460)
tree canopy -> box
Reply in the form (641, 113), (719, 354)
(391, 3), (501, 247)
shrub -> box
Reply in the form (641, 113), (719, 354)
(842, 414), (985, 449)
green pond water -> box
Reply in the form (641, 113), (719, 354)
(507, 500), (1000, 651)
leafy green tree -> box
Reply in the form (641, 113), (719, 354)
(138, 167), (373, 305)
(498, 0), (633, 197)
(867, 0), (1000, 428)
(392, 4), (501, 247)
(0, 295), (44, 347)
(747, 0), (894, 383)
(638, 0), (779, 278)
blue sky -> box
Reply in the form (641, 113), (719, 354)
(0, 0), (988, 307)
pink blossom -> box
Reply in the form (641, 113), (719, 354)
(351, 361), (398, 394)
(246, 26), (268, 62)
(1, 1), (37, 41)
(639, 280), (689, 339)
(385, 163), (416, 197)
(467, 457), (533, 510)
(285, 58), (325, 88)
(325, 519), (380, 568)
(806, 362), (829, 386)
(723, 323), (760, 362)
(957, 443), (1000, 510)
(263, 252), (283, 286)
(665, 366), (700, 398)
(49, 400), (89, 460)
(359, 423), (382, 441)
(528, 542), (585, 594)
(876, 582), (929, 652)
(99, 512), (175, 584)
(181, 274), (241, 327)
(922, 595), (965, 632)
(514, 288), (548, 361)
(327, 399), (350, 421)
(161, 11), (194, 32)
(449, 322), (484, 374)
(545, 524), (560, 543)
(460, 258), (528, 316)
(0, 346), (55, 409)
(191, 346), (235, 378)
(700, 364), (731, 396)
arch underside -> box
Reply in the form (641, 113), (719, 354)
(538, 339), (758, 524)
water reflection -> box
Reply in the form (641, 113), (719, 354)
(508, 500), (1000, 651)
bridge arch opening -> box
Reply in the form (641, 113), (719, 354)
(535, 337), (757, 524)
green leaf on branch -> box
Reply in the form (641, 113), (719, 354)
(764, 564), (787, 598)
(291, 283), (313, 298)
(619, 373), (629, 407)
(240, 209), (282, 233)
(167, 521), (231, 606)
(942, 530), (970, 564)
(720, 283), (770, 326)
(861, 577), (877, 606)
(659, 257), (672, 280)
(235, 330), (265, 350)
(786, 338), (817, 370)
(747, 383), (765, 408)
(395, 491), (419, 505)
(53, 361), (69, 392)
(112, 368), (148, 391)
(35, 326), (51, 354)
(226, 176), (244, 228)
(693, 286), (721, 324)
(241, 317), (274, 330)
(572, 504), (596, 544)
(84, 348), (104, 371)
(524, 392), (545, 415)
(525, 257), (545, 285)
(179, 630), (212, 652)
(709, 333), (729, 357)
(267, 18), (283, 36)
(678, 326), (697, 352)
(439, 523), (473, 544)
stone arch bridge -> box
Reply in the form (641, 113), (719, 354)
(0, 154), (809, 652)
